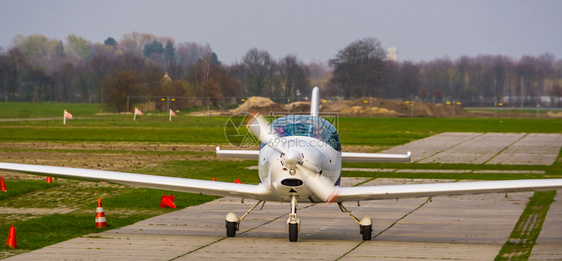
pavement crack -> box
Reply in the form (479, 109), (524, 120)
(372, 197), (432, 239)
(484, 133), (528, 165)
(415, 132), (484, 163)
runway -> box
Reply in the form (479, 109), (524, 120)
(5, 132), (562, 260)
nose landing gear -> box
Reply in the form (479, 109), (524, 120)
(287, 195), (300, 242)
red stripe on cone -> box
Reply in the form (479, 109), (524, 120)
(95, 198), (107, 228)
(160, 195), (176, 208)
(6, 224), (16, 249)
(1, 177), (7, 192)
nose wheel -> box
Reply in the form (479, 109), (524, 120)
(287, 195), (300, 242)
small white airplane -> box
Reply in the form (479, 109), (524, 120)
(1, 87), (562, 242)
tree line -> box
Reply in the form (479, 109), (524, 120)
(0, 33), (561, 111)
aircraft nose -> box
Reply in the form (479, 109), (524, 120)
(283, 149), (302, 169)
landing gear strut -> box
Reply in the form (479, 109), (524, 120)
(338, 202), (372, 241)
(287, 195), (300, 242)
(225, 200), (263, 237)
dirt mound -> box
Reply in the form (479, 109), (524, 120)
(546, 111), (562, 118)
(325, 98), (468, 117)
(224, 96), (468, 117)
(286, 101), (311, 113)
(230, 97), (286, 115)
(187, 110), (232, 116)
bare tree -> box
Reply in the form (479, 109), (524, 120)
(278, 55), (310, 102)
(329, 38), (386, 98)
(242, 48), (276, 96)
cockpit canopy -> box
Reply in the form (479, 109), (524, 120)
(261, 115), (341, 152)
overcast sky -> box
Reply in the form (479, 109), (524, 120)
(1, 0), (561, 65)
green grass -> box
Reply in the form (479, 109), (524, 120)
(0, 214), (150, 250)
(0, 116), (560, 146)
(0, 102), (103, 118)
(0, 180), (60, 201)
(101, 188), (217, 209)
(0, 116), (228, 144)
(466, 107), (561, 115)
(495, 191), (557, 260)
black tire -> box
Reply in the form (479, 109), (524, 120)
(226, 221), (237, 237)
(361, 225), (372, 241)
(288, 223), (298, 242)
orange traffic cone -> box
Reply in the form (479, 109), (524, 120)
(234, 178), (241, 184)
(1, 177), (6, 192)
(212, 177), (216, 181)
(46, 177), (52, 183)
(6, 224), (16, 249)
(160, 195), (176, 208)
(95, 198), (107, 228)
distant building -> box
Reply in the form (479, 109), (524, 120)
(386, 47), (398, 62)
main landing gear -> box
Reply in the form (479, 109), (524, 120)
(226, 199), (372, 242)
(225, 200), (263, 238)
(338, 202), (373, 241)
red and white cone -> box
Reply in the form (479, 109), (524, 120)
(95, 198), (107, 228)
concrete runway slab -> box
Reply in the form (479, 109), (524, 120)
(418, 133), (526, 164)
(6, 178), (533, 261)
(487, 133), (562, 165)
(382, 132), (562, 165)
(380, 132), (482, 162)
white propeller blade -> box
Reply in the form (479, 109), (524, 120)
(298, 165), (340, 203)
(246, 112), (277, 144)
(246, 112), (286, 154)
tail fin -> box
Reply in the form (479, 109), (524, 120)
(310, 86), (319, 117)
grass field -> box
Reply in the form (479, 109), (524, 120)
(0, 102), (560, 257)
(0, 102), (103, 118)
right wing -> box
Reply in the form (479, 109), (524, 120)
(341, 151), (411, 162)
(337, 179), (562, 202)
(0, 162), (269, 200)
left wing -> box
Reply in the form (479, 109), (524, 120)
(0, 162), (269, 200)
(337, 179), (562, 202)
